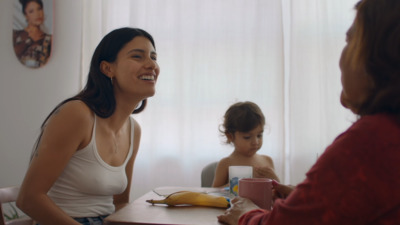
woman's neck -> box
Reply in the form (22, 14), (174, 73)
(106, 98), (141, 132)
(25, 25), (44, 41)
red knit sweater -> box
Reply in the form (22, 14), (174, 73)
(239, 114), (400, 225)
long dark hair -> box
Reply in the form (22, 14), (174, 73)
(351, 0), (400, 119)
(31, 27), (156, 159)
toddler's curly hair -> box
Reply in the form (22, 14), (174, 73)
(220, 101), (265, 144)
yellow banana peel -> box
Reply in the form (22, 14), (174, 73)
(146, 191), (230, 208)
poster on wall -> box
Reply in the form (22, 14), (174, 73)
(12, 0), (53, 69)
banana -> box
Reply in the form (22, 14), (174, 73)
(146, 191), (230, 208)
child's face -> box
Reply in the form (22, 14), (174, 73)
(229, 124), (264, 157)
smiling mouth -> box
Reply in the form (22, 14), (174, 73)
(139, 75), (155, 81)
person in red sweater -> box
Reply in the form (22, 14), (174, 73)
(218, 0), (400, 224)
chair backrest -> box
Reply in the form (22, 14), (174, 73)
(201, 161), (218, 187)
(0, 186), (33, 225)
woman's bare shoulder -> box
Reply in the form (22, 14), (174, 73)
(59, 100), (91, 111)
(59, 100), (91, 115)
(47, 100), (93, 129)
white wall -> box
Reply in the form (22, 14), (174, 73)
(0, 0), (83, 188)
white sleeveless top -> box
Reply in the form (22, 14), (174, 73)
(47, 116), (134, 217)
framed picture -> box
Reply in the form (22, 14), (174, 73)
(12, 0), (53, 68)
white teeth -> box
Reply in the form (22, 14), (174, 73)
(139, 75), (155, 81)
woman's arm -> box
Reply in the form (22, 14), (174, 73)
(17, 101), (93, 225)
(113, 119), (141, 211)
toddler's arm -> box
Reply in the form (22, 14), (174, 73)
(212, 160), (229, 187)
(254, 166), (280, 182)
(254, 155), (280, 182)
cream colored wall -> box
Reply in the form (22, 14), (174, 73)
(0, 0), (83, 188)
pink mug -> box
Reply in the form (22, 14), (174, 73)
(238, 178), (272, 210)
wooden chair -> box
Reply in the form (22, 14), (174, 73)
(0, 186), (33, 225)
(201, 161), (218, 187)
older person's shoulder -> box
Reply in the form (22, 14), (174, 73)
(335, 113), (400, 149)
(355, 113), (400, 131)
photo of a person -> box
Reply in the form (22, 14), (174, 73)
(13, 0), (52, 68)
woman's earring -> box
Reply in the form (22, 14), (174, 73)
(110, 77), (113, 85)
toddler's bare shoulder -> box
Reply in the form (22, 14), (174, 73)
(259, 154), (274, 164)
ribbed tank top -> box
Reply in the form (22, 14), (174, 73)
(47, 116), (134, 217)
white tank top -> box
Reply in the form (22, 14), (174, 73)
(47, 116), (134, 217)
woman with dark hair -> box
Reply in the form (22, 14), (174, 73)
(17, 27), (160, 225)
(13, 0), (52, 68)
(218, 0), (400, 224)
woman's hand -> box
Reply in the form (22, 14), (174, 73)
(217, 197), (259, 225)
(272, 180), (295, 201)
